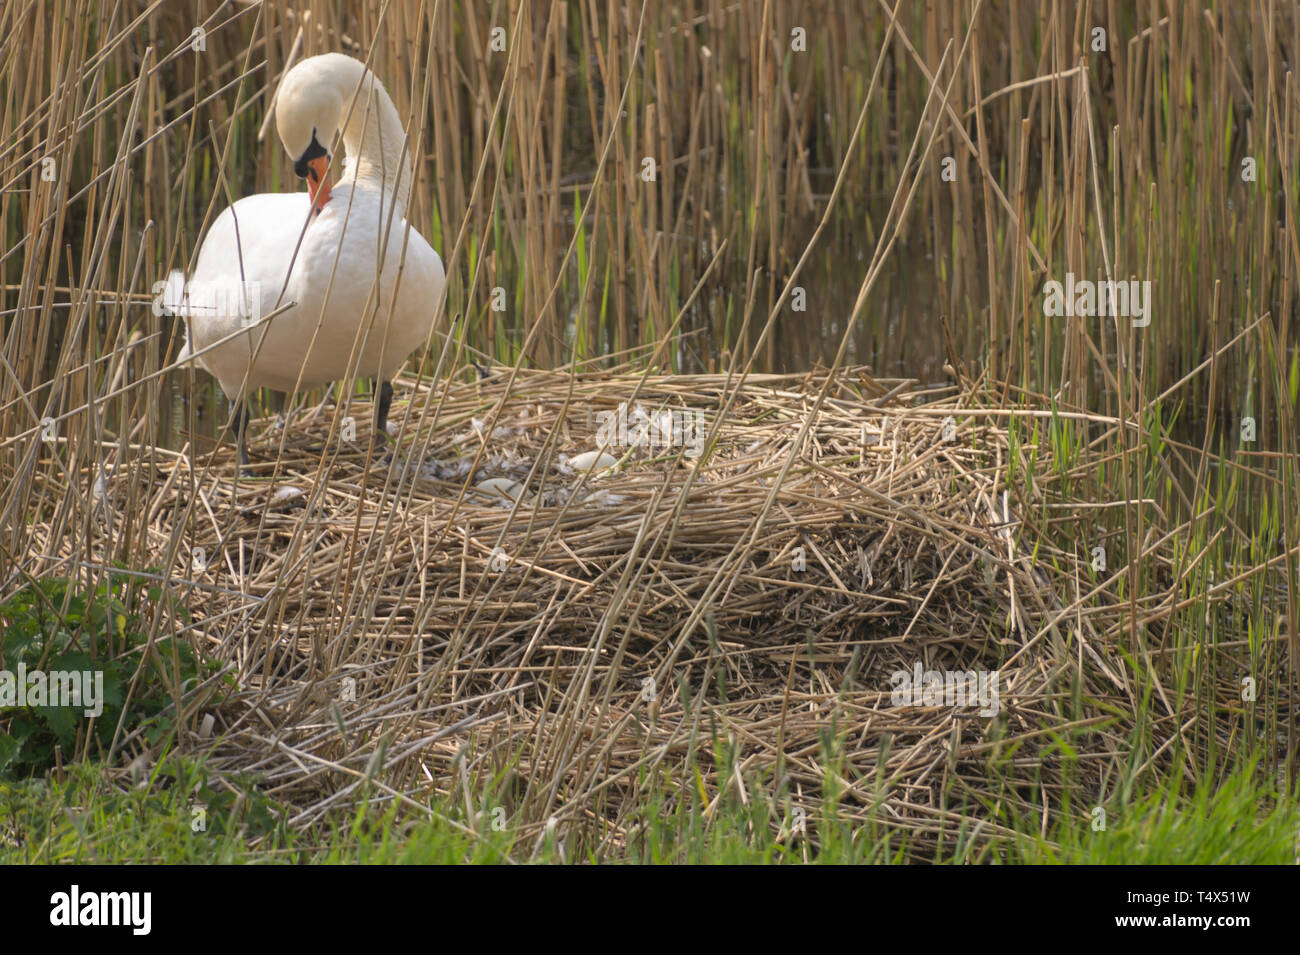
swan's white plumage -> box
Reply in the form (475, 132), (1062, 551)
(167, 54), (443, 402)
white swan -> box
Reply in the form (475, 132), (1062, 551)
(164, 53), (445, 466)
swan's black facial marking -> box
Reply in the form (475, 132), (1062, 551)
(294, 129), (329, 179)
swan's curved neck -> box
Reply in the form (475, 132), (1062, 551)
(329, 58), (413, 210)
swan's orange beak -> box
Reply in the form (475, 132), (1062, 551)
(306, 155), (331, 212)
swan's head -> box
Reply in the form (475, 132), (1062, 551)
(275, 59), (344, 213)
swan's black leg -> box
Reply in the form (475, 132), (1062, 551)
(230, 399), (251, 472)
(375, 380), (394, 441)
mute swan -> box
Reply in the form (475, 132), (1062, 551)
(164, 53), (445, 467)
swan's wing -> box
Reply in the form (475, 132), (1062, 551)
(189, 192), (314, 309)
(368, 214), (447, 379)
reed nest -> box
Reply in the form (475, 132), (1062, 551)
(23, 365), (1253, 852)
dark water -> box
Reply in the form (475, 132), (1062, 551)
(673, 241), (958, 379)
(765, 246), (956, 380)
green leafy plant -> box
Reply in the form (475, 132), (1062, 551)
(0, 573), (212, 779)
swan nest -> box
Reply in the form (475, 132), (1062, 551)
(66, 365), (1150, 846)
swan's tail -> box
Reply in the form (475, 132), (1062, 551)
(157, 270), (189, 316)
(158, 270), (193, 361)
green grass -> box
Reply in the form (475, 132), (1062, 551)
(1016, 759), (1299, 865)
(0, 757), (288, 864)
(3, 750), (1291, 865)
